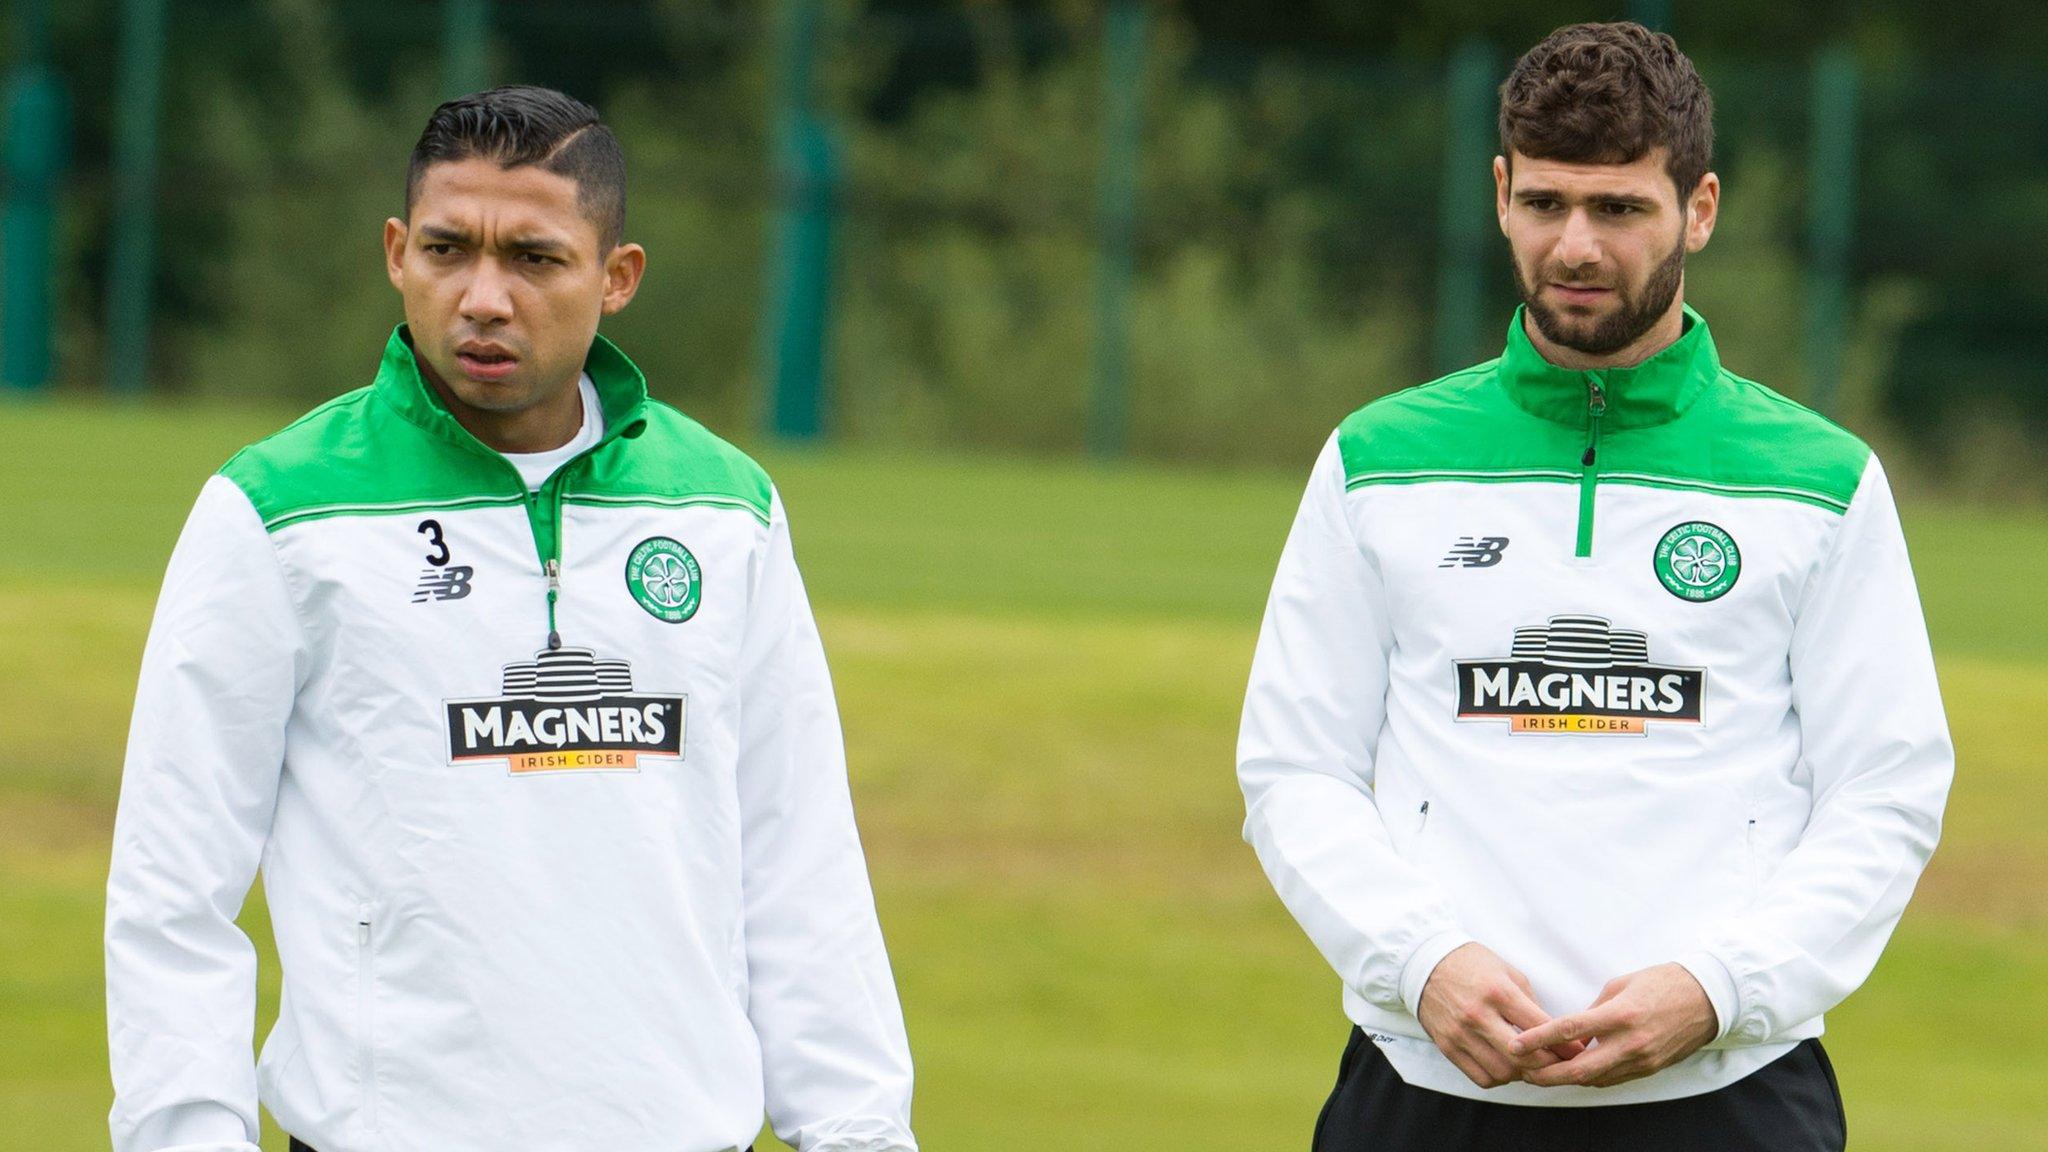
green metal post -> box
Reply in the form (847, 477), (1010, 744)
(1804, 46), (1858, 416)
(1433, 39), (1494, 375)
(2, 0), (66, 393)
(760, 0), (838, 441)
(442, 0), (490, 100)
(1086, 0), (1146, 459)
(105, 0), (168, 395)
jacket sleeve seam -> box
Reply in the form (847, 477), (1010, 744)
(218, 476), (314, 683)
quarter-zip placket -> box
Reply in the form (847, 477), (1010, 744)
(1575, 375), (1607, 558)
(501, 448), (588, 653)
(509, 464), (569, 651)
(525, 447), (604, 652)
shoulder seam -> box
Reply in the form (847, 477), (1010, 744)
(1340, 359), (1500, 427)
(219, 388), (377, 476)
(643, 399), (771, 478)
(1719, 369), (1871, 450)
(207, 475), (313, 652)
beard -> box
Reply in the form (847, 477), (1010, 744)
(1516, 230), (1687, 356)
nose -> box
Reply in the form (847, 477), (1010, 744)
(1553, 208), (1602, 269)
(457, 258), (515, 327)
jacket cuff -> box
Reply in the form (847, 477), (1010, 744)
(113, 1097), (262, 1152)
(805, 1133), (917, 1152)
(1398, 929), (1477, 1019)
(1674, 949), (1740, 1043)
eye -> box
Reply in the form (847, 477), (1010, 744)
(1524, 197), (1561, 213)
(1600, 202), (1640, 216)
(517, 252), (557, 266)
(423, 242), (459, 256)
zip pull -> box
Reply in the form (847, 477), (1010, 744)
(544, 559), (563, 650)
(1582, 379), (1607, 466)
(1575, 379), (1606, 558)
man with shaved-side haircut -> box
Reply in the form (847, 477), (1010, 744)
(106, 85), (917, 1152)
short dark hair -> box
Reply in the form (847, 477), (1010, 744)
(1499, 22), (1714, 199)
(406, 85), (627, 249)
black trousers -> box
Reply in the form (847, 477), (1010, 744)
(1312, 1028), (1847, 1152)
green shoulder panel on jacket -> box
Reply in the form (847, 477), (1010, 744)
(1603, 373), (1869, 512)
(1337, 363), (1870, 513)
(219, 387), (521, 531)
(1337, 359), (1579, 482)
(566, 400), (773, 525)
(222, 392), (774, 532)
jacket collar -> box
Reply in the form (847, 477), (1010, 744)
(1496, 304), (1719, 430)
(372, 324), (652, 457)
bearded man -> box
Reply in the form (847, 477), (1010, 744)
(1237, 22), (1951, 1152)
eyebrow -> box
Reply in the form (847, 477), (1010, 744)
(416, 225), (569, 255)
(1589, 193), (1660, 210)
(1515, 188), (1661, 211)
(503, 235), (568, 256)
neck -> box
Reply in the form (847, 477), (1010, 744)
(1523, 295), (1688, 371)
(419, 362), (586, 454)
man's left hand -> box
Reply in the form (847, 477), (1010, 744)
(1507, 963), (1719, 1089)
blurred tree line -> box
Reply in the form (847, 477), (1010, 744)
(10, 0), (2046, 491)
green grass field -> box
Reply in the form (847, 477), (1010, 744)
(3, 398), (2044, 1150)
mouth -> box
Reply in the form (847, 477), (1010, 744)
(454, 342), (520, 382)
(1547, 282), (1614, 308)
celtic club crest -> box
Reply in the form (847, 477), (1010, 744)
(625, 537), (703, 623)
(1653, 522), (1740, 603)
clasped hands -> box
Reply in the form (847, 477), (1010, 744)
(1415, 942), (1719, 1090)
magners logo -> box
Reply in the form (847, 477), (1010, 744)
(446, 647), (685, 774)
(1454, 615), (1703, 736)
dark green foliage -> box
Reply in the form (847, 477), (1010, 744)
(17, 0), (2047, 479)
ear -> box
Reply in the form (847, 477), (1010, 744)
(600, 242), (647, 316)
(384, 218), (408, 292)
(1683, 172), (1720, 252)
(1493, 155), (1513, 236)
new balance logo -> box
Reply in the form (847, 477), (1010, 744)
(1440, 536), (1510, 568)
(412, 566), (475, 602)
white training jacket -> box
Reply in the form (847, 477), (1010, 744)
(106, 328), (916, 1152)
(1238, 308), (1953, 1105)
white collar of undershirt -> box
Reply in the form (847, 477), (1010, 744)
(500, 373), (603, 491)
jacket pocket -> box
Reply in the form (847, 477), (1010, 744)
(355, 903), (380, 1135)
(1405, 800), (1436, 868)
(1742, 813), (1761, 900)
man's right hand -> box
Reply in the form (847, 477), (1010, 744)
(1416, 942), (1585, 1089)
